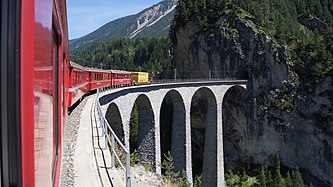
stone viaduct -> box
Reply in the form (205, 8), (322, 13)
(98, 80), (247, 186)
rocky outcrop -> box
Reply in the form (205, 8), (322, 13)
(172, 13), (333, 186)
(173, 14), (290, 96)
(128, 0), (177, 38)
(298, 16), (331, 33)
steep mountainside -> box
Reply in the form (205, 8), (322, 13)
(170, 0), (332, 186)
(69, 0), (177, 52)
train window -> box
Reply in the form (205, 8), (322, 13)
(75, 72), (78, 85)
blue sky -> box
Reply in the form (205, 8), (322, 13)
(67, 0), (162, 39)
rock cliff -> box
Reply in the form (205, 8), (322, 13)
(172, 12), (333, 186)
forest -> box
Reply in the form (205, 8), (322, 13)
(70, 37), (171, 76)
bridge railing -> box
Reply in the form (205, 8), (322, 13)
(149, 78), (239, 84)
(96, 88), (131, 187)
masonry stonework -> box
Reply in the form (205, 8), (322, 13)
(99, 82), (247, 186)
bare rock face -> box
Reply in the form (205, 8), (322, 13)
(173, 14), (290, 96)
(172, 14), (333, 186)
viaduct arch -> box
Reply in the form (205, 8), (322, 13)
(99, 81), (247, 186)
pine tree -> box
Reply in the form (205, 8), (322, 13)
(286, 171), (292, 187)
(292, 167), (305, 187)
(274, 155), (285, 187)
(179, 0), (189, 21)
(267, 170), (273, 186)
(259, 166), (267, 187)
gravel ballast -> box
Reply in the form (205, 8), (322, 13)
(60, 97), (89, 186)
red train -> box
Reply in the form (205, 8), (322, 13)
(68, 62), (132, 108)
(1, 0), (132, 186)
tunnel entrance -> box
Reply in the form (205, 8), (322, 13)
(190, 88), (217, 186)
(237, 69), (250, 80)
(130, 94), (155, 169)
(160, 90), (186, 174)
(106, 103), (124, 144)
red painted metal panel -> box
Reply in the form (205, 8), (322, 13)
(89, 71), (112, 90)
(21, 0), (35, 186)
(111, 71), (132, 86)
(68, 67), (89, 107)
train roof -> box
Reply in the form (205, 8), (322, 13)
(131, 71), (149, 74)
(111, 70), (131, 74)
(69, 61), (88, 71)
(87, 67), (111, 73)
(69, 61), (132, 74)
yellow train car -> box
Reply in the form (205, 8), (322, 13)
(131, 72), (149, 85)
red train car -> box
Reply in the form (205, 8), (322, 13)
(111, 70), (132, 87)
(1, 0), (70, 186)
(68, 62), (89, 107)
(88, 68), (112, 90)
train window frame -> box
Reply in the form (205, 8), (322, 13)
(51, 26), (60, 184)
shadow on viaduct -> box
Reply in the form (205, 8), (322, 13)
(99, 81), (247, 186)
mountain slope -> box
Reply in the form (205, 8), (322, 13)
(171, 0), (332, 186)
(69, 0), (177, 52)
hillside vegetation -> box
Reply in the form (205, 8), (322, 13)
(70, 37), (171, 75)
(171, 0), (333, 80)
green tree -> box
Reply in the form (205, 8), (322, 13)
(274, 155), (285, 187)
(259, 166), (267, 187)
(286, 171), (292, 187)
(292, 167), (305, 187)
(129, 103), (138, 153)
